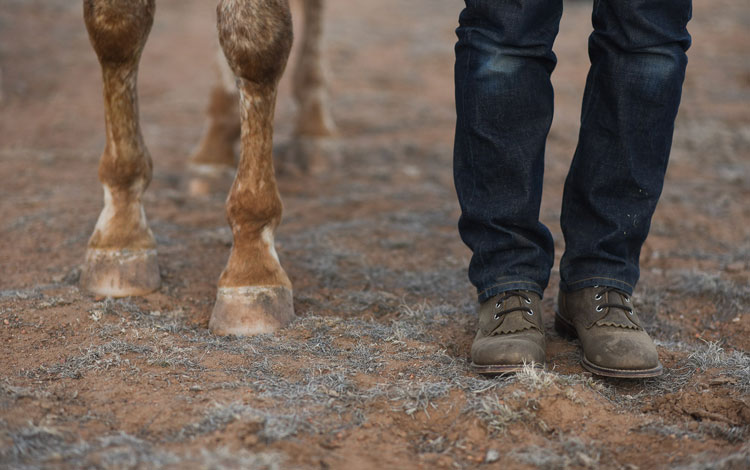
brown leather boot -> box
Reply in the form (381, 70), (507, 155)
(471, 290), (546, 374)
(556, 286), (662, 378)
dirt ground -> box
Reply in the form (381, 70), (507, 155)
(1, 0), (749, 469)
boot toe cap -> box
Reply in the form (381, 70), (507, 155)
(471, 335), (546, 367)
(582, 330), (660, 371)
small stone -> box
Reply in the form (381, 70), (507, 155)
(485, 449), (500, 463)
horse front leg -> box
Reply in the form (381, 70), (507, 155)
(80, 0), (160, 297)
(209, 0), (295, 335)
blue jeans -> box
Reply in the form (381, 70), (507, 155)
(454, 0), (692, 302)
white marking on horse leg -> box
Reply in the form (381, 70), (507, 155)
(261, 225), (280, 264)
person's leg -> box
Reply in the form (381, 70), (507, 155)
(454, 0), (563, 373)
(454, 0), (563, 303)
(559, 0), (692, 293)
(557, 0), (692, 378)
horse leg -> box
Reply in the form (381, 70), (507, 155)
(80, 0), (160, 297)
(284, 0), (338, 174)
(209, 0), (295, 335)
(187, 49), (240, 196)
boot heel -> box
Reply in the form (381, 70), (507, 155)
(554, 313), (578, 339)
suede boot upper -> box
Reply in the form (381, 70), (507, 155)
(471, 290), (546, 373)
(556, 286), (662, 377)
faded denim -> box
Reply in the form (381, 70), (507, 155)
(453, 0), (692, 302)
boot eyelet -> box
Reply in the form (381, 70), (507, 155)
(527, 310), (534, 316)
(495, 302), (501, 308)
(595, 305), (603, 312)
(625, 297), (631, 303)
(493, 314), (500, 320)
(524, 298), (532, 304)
(594, 294), (602, 300)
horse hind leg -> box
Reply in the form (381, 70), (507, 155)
(282, 0), (339, 175)
(80, 0), (160, 297)
(187, 48), (240, 196)
(209, 0), (295, 335)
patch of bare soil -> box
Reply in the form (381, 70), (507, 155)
(1, 0), (748, 469)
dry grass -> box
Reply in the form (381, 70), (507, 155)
(673, 446), (750, 470)
(0, 423), (284, 470)
(671, 270), (750, 320)
(688, 341), (750, 393)
(510, 436), (600, 469)
(473, 393), (536, 434)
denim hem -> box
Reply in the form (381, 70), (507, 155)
(478, 280), (544, 303)
(559, 276), (634, 295)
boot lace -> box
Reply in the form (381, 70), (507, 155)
(593, 286), (633, 315)
(493, 290), (534, 320)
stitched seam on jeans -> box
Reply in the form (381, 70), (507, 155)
(479, 280), (540, 296)
(566, 276), (634, 289)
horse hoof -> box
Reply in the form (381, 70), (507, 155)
(80, 248), (160, 297)
(209, 285), (295, 336)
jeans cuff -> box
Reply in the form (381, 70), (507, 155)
(559, 276), (634, 295)
(477, 279), (545, 303)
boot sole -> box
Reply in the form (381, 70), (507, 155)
(554, 312), (663, 379)
(471, 362), (544, 375)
